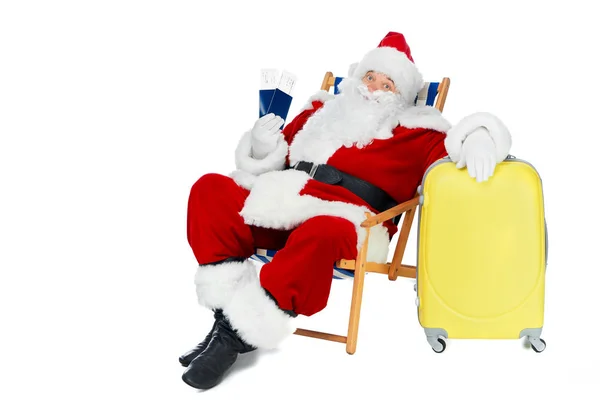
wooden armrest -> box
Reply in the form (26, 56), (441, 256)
(360, 196), (420, 228)
(321, 71), (334, 91)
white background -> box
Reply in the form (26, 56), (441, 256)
(1, 0), (599, 398)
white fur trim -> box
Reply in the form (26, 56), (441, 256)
(224, 261), (296, 349)
(300, 90), (335, 112)
(444, 112), (512, 163)
(240, 169), (368, 231)
(194, 260), (294, 349)
(194, 260), (249, 310)
(351, 47), (424, 105)
(235, 130), (289, 175)
(396, 106), (451, 133)
(366, 224), (391, 263)
(229, 169), (256, 190)
(239, 169), (389, 261)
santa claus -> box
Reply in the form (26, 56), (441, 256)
(180, 32), (511, 389)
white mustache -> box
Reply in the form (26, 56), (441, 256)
(356, 84), (398, 104)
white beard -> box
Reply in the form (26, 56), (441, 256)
(288, 77), (407, 166)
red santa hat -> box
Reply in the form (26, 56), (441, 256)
(349, 32), (424, 104)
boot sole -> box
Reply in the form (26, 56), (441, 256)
(181, 373), (220, 390)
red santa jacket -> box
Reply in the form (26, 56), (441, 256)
(231, 92), (452, 263)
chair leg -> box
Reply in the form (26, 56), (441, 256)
(389, 205), (417, 281)
(346, 220), (370, 355)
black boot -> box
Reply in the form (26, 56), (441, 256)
(181, 314), (256, 390)
(178, 309), (224, 367)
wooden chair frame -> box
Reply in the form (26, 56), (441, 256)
(293, 72), (451, 354)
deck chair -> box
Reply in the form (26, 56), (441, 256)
(250, 72), (451, 354)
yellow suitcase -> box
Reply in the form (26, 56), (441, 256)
(416, 156), (547, 353)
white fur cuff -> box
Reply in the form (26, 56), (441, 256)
(235, 130), (289, 176)
(224, 263), (295, 349)
(444, 112), (512, 163)
(194, 260), (250, 310)
(194, 259), (295, 349)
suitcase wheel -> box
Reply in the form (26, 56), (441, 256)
(431, 336), (447, 353)
(529, 337), (546, 353)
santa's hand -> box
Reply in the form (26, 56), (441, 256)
(456, 127), (497, 183)
(251, 113), (284, 160)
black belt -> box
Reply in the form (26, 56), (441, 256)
(290, 161), (398, 214)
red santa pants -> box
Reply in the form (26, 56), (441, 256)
(187, 173), (358, 316)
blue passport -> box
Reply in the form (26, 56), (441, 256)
(259, 69), (296, 125)
(259, 88), (276, 118)
(264, 88), (293, 122)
